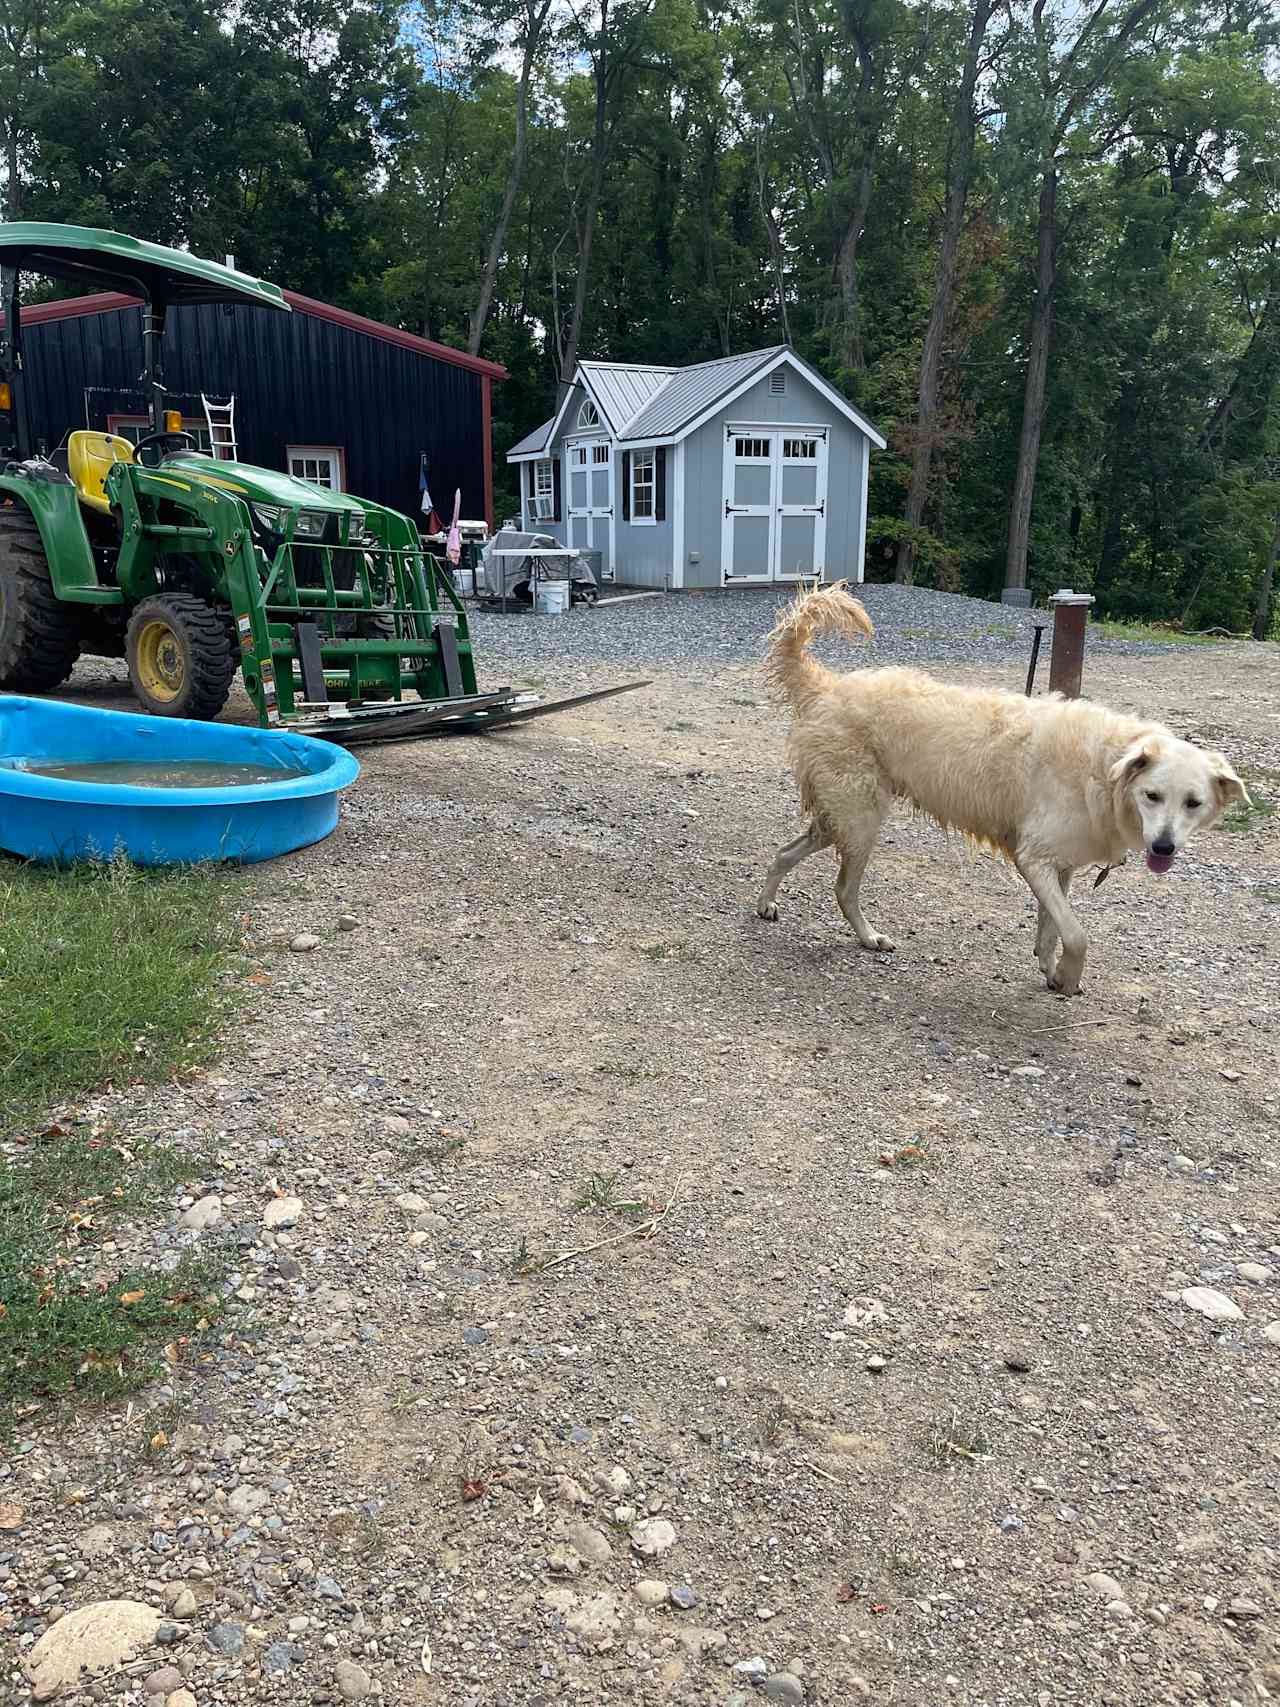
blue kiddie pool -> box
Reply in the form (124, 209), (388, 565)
(0, 695), (360, 866)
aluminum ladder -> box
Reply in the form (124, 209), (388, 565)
(201, 393), (237, 461)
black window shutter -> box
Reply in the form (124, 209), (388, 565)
(526, 462), (534, 499)
(552, 457), (562, 522)
(622, 451), (631, 521)
(656, 447), (667, 522)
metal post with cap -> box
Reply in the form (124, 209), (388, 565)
(1046, 589), (1094, 698)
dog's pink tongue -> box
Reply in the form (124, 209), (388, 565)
(1146, 850), (1175, 875)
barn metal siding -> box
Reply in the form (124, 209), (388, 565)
(17, 302), (486, 520)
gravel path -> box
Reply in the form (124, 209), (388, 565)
(5, 601), (1279, 1707)
(468, 583), (1197, 675)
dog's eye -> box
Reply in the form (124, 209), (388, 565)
(1185, 797), (1202, 811)
(1144, 790), (1163, 803)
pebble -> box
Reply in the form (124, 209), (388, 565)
(735, 1658), (770, 1683)
(227, 1484), (268, 1517)
(1228, 1597), (1263, 1620)
(262, 1640), (302, 1671)
(1237, 1262), (1272, 1284)
(565, 1519), (612, 1564)
(179, 1194), (222, 1232)
(167, 1693), (197, 1707)
(263, 1195), (303, 1230)
(335, 1659), (374, 1700)
(1084, 1572), (1125, 1600)
(630, 1517), (677, 1557)
(764, 1676), (805, 1704)
(866, 1355), (887, 1373)
(564, 1591), (622, 1650)
(669, 1583), (698, 1610)
(143, 1668), (183, 1696)
(169, 1590), (197, 1619)
(395, 1193), (428, 1214)
(289, 932), (321, 952)
(633, 1580), (669, 1606)
(1180, 1286), (1244, 1322)
(206, 1621), (245, 1656)
(1264, 1322), (1280, 1346)
(314, 1574), (345, 1600)
(337, 914), (360, 931)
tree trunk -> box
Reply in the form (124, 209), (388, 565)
(469, 31), (538, 357)
(831, 156), (873, 370)
(1004, 165), (1058, 596)
(1254, 511), (1280, 641)
(895, 0), (994, 584)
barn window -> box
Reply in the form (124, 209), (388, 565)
(734, 436), (770, 460)
(287, 446), (345, 490)
(631, 449), (656, 522)
(577, 399), (601, 428)
(532, 458), (556, 519)
(770, 369), (787, 395)
(592, 443), (610, 464)
(110, 414), (214, 454)
(783, 437), (817, 459)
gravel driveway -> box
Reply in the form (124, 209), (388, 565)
(6, 587), (1280, 1707)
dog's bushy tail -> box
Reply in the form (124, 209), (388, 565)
(762, 580), (874, 712)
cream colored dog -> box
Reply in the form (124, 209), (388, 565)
(757, 583), (1248, 994)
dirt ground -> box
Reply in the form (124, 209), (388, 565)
(6, 633), (1280, 1707)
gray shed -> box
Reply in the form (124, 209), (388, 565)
(505, 346), (886, 590)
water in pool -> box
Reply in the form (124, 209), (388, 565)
(17, 759), (310, 788)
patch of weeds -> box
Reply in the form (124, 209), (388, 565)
(1218, 789), (1276, 833)
(0, 859), (241, 1136)
(594, 1061), (661, 1083)
(924, 1408), (992, 1468)
(574, 1170), (650, 1221)
(878, 1140), (941, 1171)
(1093, 619), (1218, 646)
(1252, 880), (1280, 906)
(756, 1399), (787, 1449)
(0, 1122), (226, 1425)
(664, 720), (696, 732)
(637, 936), (702, 964)
(511, 1235), (543, 1277)
(326, 1509), (387, 1559)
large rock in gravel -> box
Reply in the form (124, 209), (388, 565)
(1181, 1286), (1244, 1323)
(25, 1600), (163, 1699)
(630, 1516), (677, 1557)
(334, 1659), (374, 1700)
(179, 1194), (222, 1232)
(565, 1591), (622, 1651)
(263, 1195), (303, 1230)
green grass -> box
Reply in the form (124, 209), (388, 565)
(1219, 790), (1276, 832)
(0, 860), (241, 1136)
(0, 860), (241, 1421)
(0, 1122), (226, 1418)
(1093, 618), (1221, 646)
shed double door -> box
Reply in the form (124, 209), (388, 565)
(567, 438), (614, 582)
(721, 426), (828, 583)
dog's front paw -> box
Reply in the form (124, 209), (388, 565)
(1046, 972), (1083, 997)
(757, 901), (780, 922)
(860, 933), (896, 953)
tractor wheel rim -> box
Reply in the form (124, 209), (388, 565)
(136, 619), (185, 702)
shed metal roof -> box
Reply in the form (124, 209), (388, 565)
(578, 361), (675, 434)
(620, 347), (784, 439)
(507, 416), (555, 458)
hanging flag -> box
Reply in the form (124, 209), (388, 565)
(446, 488), (462, 566)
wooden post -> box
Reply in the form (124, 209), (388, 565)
(1047, 590), (1094, 699)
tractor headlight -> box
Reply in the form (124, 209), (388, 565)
(294, 510), (328, 540)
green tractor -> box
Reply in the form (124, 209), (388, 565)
(0, 224), (639, 741)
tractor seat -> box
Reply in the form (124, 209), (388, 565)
(67, 430), (135, 514)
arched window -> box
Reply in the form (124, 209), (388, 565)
(577, 399), (601, 429)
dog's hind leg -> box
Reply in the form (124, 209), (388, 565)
(757, 823), (832, 921)
(1033, 866), (1075, 971)
(834, 806), (895, 953)
(1019, 857), (1086, 994)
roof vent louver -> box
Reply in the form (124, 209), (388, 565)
(770, 370), (786, 395)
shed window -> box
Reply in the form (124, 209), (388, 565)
(734, 436), (771, 460)
(577, 400), (600, 428)
(571, 446), (588, 467)
(592, 443), (610, 465)
(770, 369), (787, 395)
(631, 449), (656, 521)
(532, 458), (555, 520)
(783, 437), (818, 459)
(287, 446), (345, 490)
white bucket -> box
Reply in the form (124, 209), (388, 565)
(534, 580), (570, 616)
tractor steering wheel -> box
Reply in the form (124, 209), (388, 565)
(133, 429), (197, 468)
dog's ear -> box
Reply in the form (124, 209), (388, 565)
(1206, 752), (1250, 809)
(1108, 735), (1160, 787)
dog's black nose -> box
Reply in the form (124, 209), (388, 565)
(1152, 837), (1175, 857)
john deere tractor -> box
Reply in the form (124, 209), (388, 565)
(0, 224), (502, 739)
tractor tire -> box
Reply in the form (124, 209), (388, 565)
(126, 593), (239, 721)
(0, 505), (83, 691)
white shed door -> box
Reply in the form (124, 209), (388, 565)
(721, 427), (827, 583)
(567, 439), (614, 581)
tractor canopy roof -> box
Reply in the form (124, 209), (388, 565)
(0, 223), (290, 313)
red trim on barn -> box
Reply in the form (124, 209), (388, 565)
(3, 290), (508, 381)
(481, 376), (494, 531)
